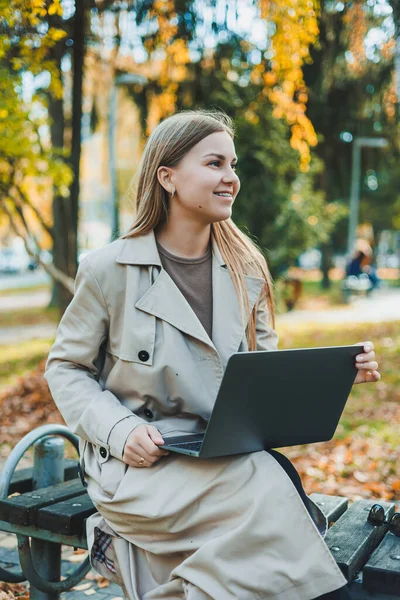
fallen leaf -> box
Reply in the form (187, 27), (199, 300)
(84, 589), (96, 596)
(97, 578), (110, 588)
(72, 582), (93, 591)
(353, 471), (369, 483)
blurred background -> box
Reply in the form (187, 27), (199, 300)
(0, 1), (399, 584)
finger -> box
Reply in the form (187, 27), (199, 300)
(131, 426), (167, 456)
(356, 351), (375, 363)
(147, 428), (169, 455)
(355, 370), (381, 384)
(125, 451), (151, 468)
(141, 429), (169, 457)
(355, 361), (379, 370)
(362, 340), (374, 352)
(147, 426), (165, 445)
(136, 438), (167, 462)
(124, 436), (159, 463)
(362, 371), (381, 382)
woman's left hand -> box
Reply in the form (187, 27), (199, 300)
(353, 340), (381, 384)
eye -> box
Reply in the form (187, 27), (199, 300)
(209, 161), (237, 170)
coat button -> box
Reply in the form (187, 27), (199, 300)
(99, 447), (107, 459)
(144, 408), (153, 419)
(138, 350), (149, 362)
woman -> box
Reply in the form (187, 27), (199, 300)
(345, 245), (381, 293)
(44, 109), (380, 600)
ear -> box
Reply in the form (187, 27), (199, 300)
(157, 166), (175, 194)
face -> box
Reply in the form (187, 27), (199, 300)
(157, 131), (240, 225)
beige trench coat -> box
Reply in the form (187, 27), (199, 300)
(44, 229), (347, 599)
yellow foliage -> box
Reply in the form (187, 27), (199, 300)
(382, 75), (398, 123)
(143, 0), (191, 133)
(342, 1), (367, 76)
(256, 0), (320, 172)
(0, 0), (72, 245)
(48, 27), (67, 42)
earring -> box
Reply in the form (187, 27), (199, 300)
(170, 187), (175, 197)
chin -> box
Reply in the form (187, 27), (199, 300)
(210, 209), (232, 224)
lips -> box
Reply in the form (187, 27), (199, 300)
(214, 192), (233, 199)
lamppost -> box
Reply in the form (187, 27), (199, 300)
(108, 73), (147, 241)
(346, 136), (388, 257)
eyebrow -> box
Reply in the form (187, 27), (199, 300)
(202, 153), (238, 161)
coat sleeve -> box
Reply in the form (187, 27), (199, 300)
(255, 286), (279, 352)
(44, 257), (147, 460)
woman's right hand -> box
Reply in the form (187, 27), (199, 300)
(122, 424), (170, 468)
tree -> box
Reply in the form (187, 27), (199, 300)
(104, 0), (340, 273)
(0, 0), (75, 303)
(6, 0), (396, 308)
(302, 0), (399, 287)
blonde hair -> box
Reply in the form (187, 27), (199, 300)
(120, 109), (275, 350)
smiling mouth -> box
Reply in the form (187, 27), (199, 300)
(214, 193), (233, 199)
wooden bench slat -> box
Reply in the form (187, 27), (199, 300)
(309, 493), (348, 524)
(8, 459), (79, 495)
(0, 479), (86, 526)
(38, 492), (95, 537)
(324, 499), (395, 581)
(362, 532), (400, 596)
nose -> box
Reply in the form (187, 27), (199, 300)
(222, 166), (239, 184)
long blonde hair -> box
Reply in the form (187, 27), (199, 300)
(120, 109), (275, 350)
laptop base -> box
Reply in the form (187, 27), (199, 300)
(162, 433), (205, 457)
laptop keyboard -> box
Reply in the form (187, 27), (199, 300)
(168, 441), (202, 451)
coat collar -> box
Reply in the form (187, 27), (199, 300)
(116, 228), (226, 268)
(116, 229), (264, 368)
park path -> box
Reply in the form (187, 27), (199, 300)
(277, 287), (400, 325)
(1, 287), (399, 345)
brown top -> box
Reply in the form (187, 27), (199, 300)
(156, 239), (213, 340)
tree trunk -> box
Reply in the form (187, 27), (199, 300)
(48, 90), (73, 312)
(320, 242), (333, 289)
(69, 0), (85, 252)
(390, 1), (400, 106)
(48, 2), (86, 314)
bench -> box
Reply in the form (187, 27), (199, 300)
(341, 274), (373, 303)
(0, 425), (94, 599)
(0, 425), (399, 599)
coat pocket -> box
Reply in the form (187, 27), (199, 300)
(93, 444), (128, 498)
(106, 314), (156, 367)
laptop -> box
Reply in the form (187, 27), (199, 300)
(161, 345), (364, 458)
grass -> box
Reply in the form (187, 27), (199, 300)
(278, 319), (400, 449)
(0, 283), (50, 297)
(0, 306), (59, 329)
(0, 338), (54, 388)
(300, 280), (344, 307)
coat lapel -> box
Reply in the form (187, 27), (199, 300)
(116, 229), (264, 367)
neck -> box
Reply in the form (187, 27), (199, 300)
(154, 221), (211, 259)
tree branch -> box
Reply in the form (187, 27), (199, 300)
(14, 184), (54, 238)
(0, 198), (74, 293)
